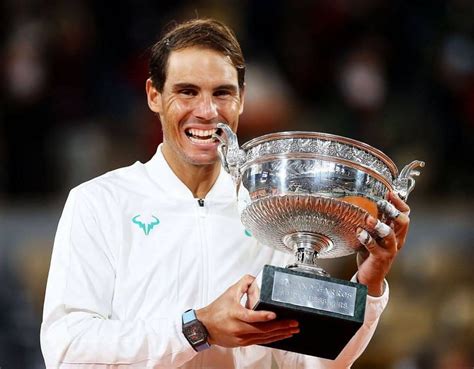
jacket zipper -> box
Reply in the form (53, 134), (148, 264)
(196, 198), (208, 366)
(196, 199), (209, 301)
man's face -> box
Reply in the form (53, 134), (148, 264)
(146, 47), (244, 169)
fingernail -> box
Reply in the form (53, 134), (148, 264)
(292, 328), (300, 334)
(289, 320), (299, 327)
(357, 229), (370, 245)
(267, 313), (276, 320)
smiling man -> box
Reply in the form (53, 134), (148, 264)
(146, 45), (243, 198)
(41, 19), (411, 368)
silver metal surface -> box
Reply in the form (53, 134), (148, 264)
(241, 195), (367, 258)
(272, 271), (357, 316)
(216, 123), (424, 265)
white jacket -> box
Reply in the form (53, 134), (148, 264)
(41, 145), (388, 369)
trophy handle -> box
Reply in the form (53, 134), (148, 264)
(214, 123), (246, 183)
(393, 160), (425, 201)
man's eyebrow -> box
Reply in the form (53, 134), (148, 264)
(172, 83), (239, 93)
(214, 84), (239, 93)
(172, 83), (199, 90)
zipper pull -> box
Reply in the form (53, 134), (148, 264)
(198, 199), (205, 207)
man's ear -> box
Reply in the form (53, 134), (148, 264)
(146, 78), (162, 113)
(239, 83), (245, 115)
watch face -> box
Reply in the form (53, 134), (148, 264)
(183, 323), (206, 344)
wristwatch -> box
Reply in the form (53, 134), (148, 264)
(182, 309), (211, 352)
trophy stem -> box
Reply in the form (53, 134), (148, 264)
(283, 232), (333, 276)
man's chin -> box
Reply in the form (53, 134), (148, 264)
(186, 153), (220, 167)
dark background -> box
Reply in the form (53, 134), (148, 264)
(0, 1), (473, 368)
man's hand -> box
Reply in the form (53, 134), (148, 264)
(356, 191), (411, 296)
(196, 275), (299, 348)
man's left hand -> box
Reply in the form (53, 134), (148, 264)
(356, 191), (411, 296)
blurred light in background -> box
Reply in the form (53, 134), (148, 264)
(0, 1), (473, 368)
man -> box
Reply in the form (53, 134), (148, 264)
(41, 18), (411, 368)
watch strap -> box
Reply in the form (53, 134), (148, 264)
(182, 309), (198, 324)
(193, 340), (211, 352)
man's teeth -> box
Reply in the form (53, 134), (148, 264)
(188, 128), (217, 138)
(186, 128), (219, 143)
(189, 136), (215, 143)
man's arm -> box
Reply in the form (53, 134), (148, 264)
(41, 188), (299, 368)
(271, 279), (388, 369)
(356, 192), (411, 296)
(270, 192), (409, 368)
(41, 188), (197, 368)
(196, 275), (300, 348)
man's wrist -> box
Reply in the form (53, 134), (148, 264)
(182, 309), (211, 351)
(353, 274), (385, 297)
(366, 282), (384, 297)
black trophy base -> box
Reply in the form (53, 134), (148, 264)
(252, 265), (367, 360)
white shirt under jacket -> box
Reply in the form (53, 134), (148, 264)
(41, 145), (389, 369)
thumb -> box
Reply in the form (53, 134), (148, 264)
(234, 274), (256, 300)
(246, 278), (261, 309)
(235, 304), (277, 323)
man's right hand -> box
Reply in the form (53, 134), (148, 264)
(196, 274), (300, 348)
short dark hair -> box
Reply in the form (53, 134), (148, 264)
(149, 18), (245, 92)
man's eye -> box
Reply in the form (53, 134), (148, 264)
(214, 90), (231, 97)
(180, 89), (197, 96)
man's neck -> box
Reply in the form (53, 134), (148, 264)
(179, 163), (221, 199)
(161, 148), (221, 199)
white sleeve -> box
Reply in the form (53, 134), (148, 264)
(40, 188), (197, 368)
(272, 278), (389, 369)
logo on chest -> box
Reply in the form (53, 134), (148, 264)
(132, 214), (160, 235)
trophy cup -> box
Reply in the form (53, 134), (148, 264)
(214, 123), (424, 359)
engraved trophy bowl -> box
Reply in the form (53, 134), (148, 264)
(214, 123), (424, 275)
(214, 123), (424, 359)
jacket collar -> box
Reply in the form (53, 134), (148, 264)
(144, 144), (236, 202)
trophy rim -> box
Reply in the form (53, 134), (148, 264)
(240, 152), (394, 191)
(241, 131), (399, 178)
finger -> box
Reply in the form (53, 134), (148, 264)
(389, 192), (410, 215)
(232, 275), (257, 310)
(366, 215), (398, 251)
(235, 306), (277, 323)
(357, 229), (378, 253)
(232, 276), (276, 322)
(390, 212), (409, 241)
(383, 203), (410, 248)
(240, 327), (300, 342)
(237, 319), (299, 336)
(365, 216), (391, 238)
(246, 278), (261, 309)
(253, 319), (299, 333)
(235, 274), (256, 298)
(243, 332), (295, 346)
(377, 199), (401, 219)
(357, 227), (397, 257)
(392, 219), (409, 251)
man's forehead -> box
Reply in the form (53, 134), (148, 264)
(165, 47), (238, 84)
(168, 46), (232, 62)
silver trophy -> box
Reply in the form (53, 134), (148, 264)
(215, 123), (424, 359)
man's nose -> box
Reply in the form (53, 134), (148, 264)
(193, 94), (218, 121)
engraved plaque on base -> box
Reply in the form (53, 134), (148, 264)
(250, 265), (367, 360)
